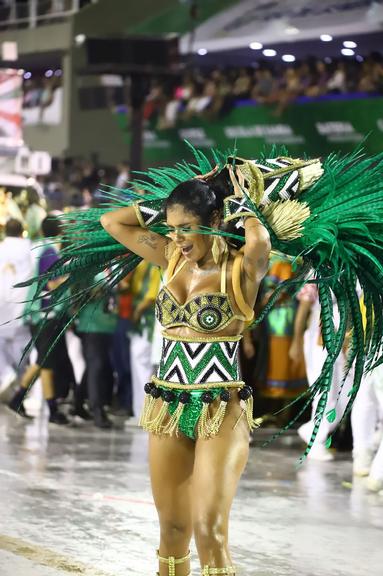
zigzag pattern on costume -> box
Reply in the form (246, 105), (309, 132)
(158, 337), (240, 384)
(250, 158), (300, 202)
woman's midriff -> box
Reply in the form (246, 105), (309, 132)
(165, 321), (246, 341)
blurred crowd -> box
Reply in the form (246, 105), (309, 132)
(144, 53), (383, 127)
(0, 156), (129, 230)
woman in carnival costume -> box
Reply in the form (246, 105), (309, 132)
(22, 143), (383, 575)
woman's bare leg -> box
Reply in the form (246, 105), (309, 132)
(149, 432), (195, 575)
(192, 399), (250, 570)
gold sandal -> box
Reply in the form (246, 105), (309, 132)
(157, 550), (191, 576)
(201, 567), (235, 575)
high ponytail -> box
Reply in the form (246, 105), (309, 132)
(164, 170), (233, 226)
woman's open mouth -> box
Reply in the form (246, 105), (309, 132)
(181, 244), (193, 256)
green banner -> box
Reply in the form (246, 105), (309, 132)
(116, 97), (383, 166)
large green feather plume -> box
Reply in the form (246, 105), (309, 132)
(17, 142), (383, 457)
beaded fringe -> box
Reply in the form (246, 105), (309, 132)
(206, 399), (228, 436)
(138, 393), (156, 427)
(162, 401), (186, 436)
(140, 396), (231, 438)
(143, 400), (170, 434)
(244, 395), (263, 431)
(140, 393), (261, 437)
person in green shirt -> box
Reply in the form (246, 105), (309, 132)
(76, 272), (118, 429)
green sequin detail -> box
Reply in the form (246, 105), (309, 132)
(165, 389), (221, 439)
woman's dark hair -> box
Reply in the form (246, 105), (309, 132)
(164, 167), (233, 227)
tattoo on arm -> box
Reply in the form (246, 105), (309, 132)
(137, 234), (158, 250)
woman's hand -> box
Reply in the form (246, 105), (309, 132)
(228, 165), (246, 197)
(193, 165), (219, 181)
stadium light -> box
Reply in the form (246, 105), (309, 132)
(249, 42), (263, 50)
(263, 49), (277, 57)
(320, 34), (333, 42)
(341, 48), (355, 56)
(285, 26), (299, 35)
(75, 34), (86, 46)
(343, 41), (357, 48)
(197, 48), (208, 55)
(282, 54), (296, 62)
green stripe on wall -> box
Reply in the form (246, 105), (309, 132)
(129, 0), (235, 35)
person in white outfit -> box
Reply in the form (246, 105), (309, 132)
(289, 282), (353, 460)
(352, 364), (383, 492)
(0, 219), (33, 404)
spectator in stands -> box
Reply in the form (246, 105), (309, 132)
(183, 79), (213, 119)
(272, 66), (303, 116)
(209, 68), (233, 116)
(327, 61), (347, 93)
(251, 68), (275, 104)
(305, 60), (329, 97)
(232, 68), (252, 99)
(143, 81), (166, 124)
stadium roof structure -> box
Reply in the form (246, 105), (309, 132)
(118, 0), (383, 57)
(178, 0), (383, 54)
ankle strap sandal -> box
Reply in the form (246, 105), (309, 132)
(157, 550), (191, 576)
(201, 567), (235, 575)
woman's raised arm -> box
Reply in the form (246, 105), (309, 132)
(242, 216), (271, 283)
(100, 205), (168, 268)
(226, 165), (271, 283)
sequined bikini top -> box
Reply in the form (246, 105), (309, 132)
(155, 252), (254, 334)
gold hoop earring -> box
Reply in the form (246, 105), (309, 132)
(165, 240), (180, 261)
(212, 236), (227, 265)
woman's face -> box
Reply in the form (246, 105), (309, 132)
(166, 204), (213, 264)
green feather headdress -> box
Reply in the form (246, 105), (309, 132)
(17, 142), (383, 460)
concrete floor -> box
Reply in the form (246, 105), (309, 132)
(0, 407), (382, 576)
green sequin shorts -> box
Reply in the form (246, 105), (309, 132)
(139, 333), (256, 440)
